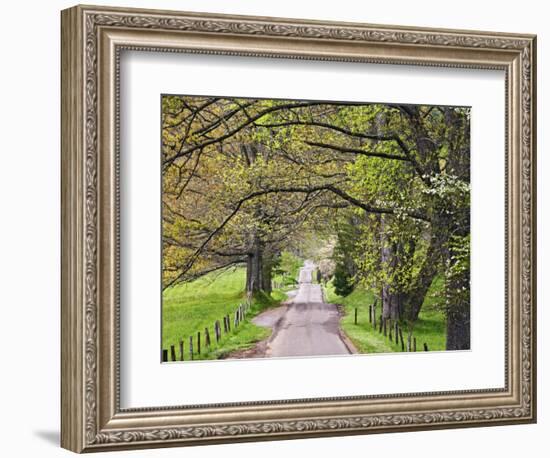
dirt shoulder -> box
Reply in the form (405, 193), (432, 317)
(223, 303), (289, 359)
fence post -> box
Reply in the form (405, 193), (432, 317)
(423, 342), (429, 352)
(226, 314), (231, 331)
(215, 321), (221, 342)
(399, 327), (405, 351)
(354, 308), (358, 325)
(383, 318), (387, 337)
(170, 344), (176, 361)
(204, 327), (210, 348)
(179, 339), (184, 361)
(413, 337), (417, 352)
(369, 305), (372, 324)
(162, 349), (168, 362)
(389, 321), (393, 341)
(189, 336), (194, 360)
(197, 331), (201, 355)
(373, 305), (377, 329)
(223, 316), (228, 333)
(378, 316), (383, 333)
(407, 333), (411, 352)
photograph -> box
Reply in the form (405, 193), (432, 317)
(161, 95), (471, 361)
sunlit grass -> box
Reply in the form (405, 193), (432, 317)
(325, 277), (447, 354)
(162, 268), (285, 361)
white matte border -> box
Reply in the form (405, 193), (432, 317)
(120, 52), (505, 408)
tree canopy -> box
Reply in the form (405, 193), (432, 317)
(162, 95), (471, 350)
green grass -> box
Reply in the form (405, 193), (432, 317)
(325, 277), (447, 354)
(162, 268), (286, 361)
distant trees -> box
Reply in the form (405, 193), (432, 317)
(331, 216), (360, 297)
(162, 95), (471, 350)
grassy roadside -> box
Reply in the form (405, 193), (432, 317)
(325, 277), (447, 354)
(162, 268), (287, 361)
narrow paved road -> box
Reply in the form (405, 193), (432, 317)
(253, 261), (351, 357)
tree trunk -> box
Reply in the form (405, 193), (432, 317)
(381, 285), (401, 320)
(261, 250), (273, 293)
(243, 143), (265, 295)
(443, 108), (471, 350)
(403, 270), (436, 322)
(445, 254), (470, 350)
(246, 237), (263, 295)
(446, 302), (470, 350)
(444, 227), (470, 350)
(380, 215), (402, 320)
(403, 230), (442, 322)
(246, 237), (277, 295)
(375, 112), (406, 322)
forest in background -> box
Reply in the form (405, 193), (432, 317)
(162, 95), (471, 351)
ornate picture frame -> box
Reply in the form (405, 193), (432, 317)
(61, 4), (536, 453)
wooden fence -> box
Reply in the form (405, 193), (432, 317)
(354, 303), (429, 352)
(162, 300), (251, 362)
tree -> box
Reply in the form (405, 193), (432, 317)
(162, 96), (334, 293)
(161, 96), (471, 349)
(256, 102), (470, 349)
(332, 218), (360, 296)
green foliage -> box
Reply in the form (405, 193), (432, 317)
(272, 251), (303, 285)
(162, 268), (284, 360)
(333, 263), (355, 297)
(331, 222), (359, 296)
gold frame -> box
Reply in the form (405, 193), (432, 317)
(61, 4), (537, 453)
